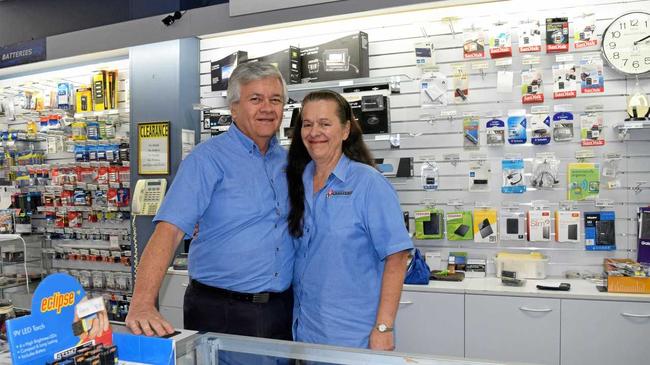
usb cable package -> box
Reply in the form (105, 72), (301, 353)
(502, 158), (526, 193)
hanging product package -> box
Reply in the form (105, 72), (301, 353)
(404, 248), (431, 285)
(420, 72), (448, 107)
(421, 161), (439, 190)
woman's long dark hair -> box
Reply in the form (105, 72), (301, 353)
(287, 90), (375, 238)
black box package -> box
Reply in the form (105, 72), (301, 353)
(300, 32), (369, 83)
(347, 94), (390, 134)
(243, 47), (301, 85)
(211, 51), (248, 92)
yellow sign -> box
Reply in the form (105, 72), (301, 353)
(138, 121), (170, 175)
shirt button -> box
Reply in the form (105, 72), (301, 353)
(276, 247), (280, 252)
(274, 224), (277, 228)
(274, 272), (279, 277)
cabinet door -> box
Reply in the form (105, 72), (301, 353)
(159, 273), (189, 308)
(159, 305), (184, 329)
(395, 291), (464, 357)
(465, 295), (560, 365)
(561, 299), (650, 365)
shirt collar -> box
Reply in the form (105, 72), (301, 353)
(303, 154), (350, 194)
(228, 122), (279, 156)
(331, 154), (351, 183)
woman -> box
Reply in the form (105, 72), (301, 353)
(287, 90), (413, 350)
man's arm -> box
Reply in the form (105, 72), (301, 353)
(125, 221), (185, 336)
(369, 250), (409, 351)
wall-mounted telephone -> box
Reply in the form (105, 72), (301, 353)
(132, 179), (167, 216)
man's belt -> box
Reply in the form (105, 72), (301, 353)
(190, 279), (278, 304)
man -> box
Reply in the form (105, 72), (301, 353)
(125, 62), (294, 342)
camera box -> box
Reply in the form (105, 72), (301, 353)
(211, 51), (248, 92)
(300, 32), (369, 83)
(243, 47), (301, 85)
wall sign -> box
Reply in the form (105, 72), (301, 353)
(138, 121), (171, 175)
(230, 0), (342, 16)
(0, 39), (46, 69)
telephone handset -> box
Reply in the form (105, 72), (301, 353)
(132, 179), (167, 216)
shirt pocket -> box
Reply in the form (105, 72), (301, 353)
(324, 197), (358, 234)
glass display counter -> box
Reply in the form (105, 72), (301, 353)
(173, 332), (508, 365)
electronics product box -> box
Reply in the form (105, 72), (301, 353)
(585, 211), (616, 251)
(414, 209), (444, 239)
(473, 209), (497, 243)
(555, 210), (581, 242)
(528, 209), (552, 242)
(567, 162), (600, 201)
(92, 71), (106, 111)
(211, 51), (248, 92)
(605, 258), (650, 294)
(347, 94), (390, 134)
(374, 157), (413, 178)
(243, 47), (301, 85)
(446, 211), (473, 241)
(300, 32), (369, 83)
(639, 207), (650, 264)
(500, 210), (526, 241)
(465, 258), (487, 278)
(495, 252), (548, 279)
(75, 87), (92, 113)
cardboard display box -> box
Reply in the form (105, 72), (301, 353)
(605, 258), (650, 294)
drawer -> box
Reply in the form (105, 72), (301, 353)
(159, 273), (189, 308)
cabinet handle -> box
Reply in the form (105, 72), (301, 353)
(399, 301), (414, 305)
(519, 306), (553, 313)
(621, 312), (650, 318)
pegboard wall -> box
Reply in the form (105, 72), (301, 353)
(198, 0), (650, 276)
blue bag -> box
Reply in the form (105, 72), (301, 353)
(404, 248), (431, 285)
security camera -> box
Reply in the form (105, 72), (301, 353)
(162, 11), (183, 26)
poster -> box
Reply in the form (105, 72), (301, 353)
(138, 121), (170, 175)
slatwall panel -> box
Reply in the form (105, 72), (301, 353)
(198, 0), (650, 276)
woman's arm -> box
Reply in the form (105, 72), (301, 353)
(369, 250), (409, 351)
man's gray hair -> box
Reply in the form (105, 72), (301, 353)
(226, 62), (288, 105)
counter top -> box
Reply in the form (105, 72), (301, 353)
(404, 277), (650, 302)
(166, 267), (650, 302)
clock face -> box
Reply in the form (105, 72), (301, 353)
(602, 11), (650, 75)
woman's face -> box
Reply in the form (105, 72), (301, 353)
(301, 99), (350, 164)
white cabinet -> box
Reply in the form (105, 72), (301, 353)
(395, 291), (464, 357)
(465, 294), (561, 365)
(561, 299), (650, 365)
(158, 271), (189, 329)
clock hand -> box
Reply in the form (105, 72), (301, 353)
(634, 34), (650, 45)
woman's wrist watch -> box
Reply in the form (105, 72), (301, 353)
(375, 323), (394, 333)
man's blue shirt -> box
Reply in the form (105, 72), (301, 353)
(293, 155), (413, 348)
(154, 123), (294, 293)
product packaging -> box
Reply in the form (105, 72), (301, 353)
(574, 14), (598, 49)
(463, 116), (480, 148)
(584, 211), (616, 251)
(421, 161), (439, 190)
(552, 111), (575, 142)
(463, 29), (486, 59)
(546, 17), (569, 53)
(555, 210), (581, 242)
(486, 117), (506, 145)
(414, 208), (445, 239)
(474, 208), (498, 243)
(567, 162), (600, 201)
(580, 58), (605, 94)
(300, 32), (369, 83)
(211, 51), (248, 91)
(552, 63), (578, 99)
(468, 160), (491, 192)
(530, 113), (551, 145)
(420, 72), (448, 107)
(500, 210), (526, 240)
(489, 24), (512, 58)
(519, 21), (542, 53)
(507, 112), (527, 144)
(580, 112), (605, 146)
(521, 69), (544, 104)
(528, 209), (552, 241)
(502, 158), (526, 193)
(243, 47), (301, 84)
(446, 211), (474, 241)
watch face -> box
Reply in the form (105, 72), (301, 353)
(377, 324), (387, 332)
(602, 11), (650, 75)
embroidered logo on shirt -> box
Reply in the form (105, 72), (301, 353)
(326, 188), (353, 198)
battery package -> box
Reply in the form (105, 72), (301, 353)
(528, 210), (552, 242)
(500, 210), (526, 241)
(414, 209), (444, 239)
(555, 210), (581, 242)
(300, 32), (369, 83)
(243, 47), (301, 84)
(473, 209), (497, 243)
(584, 211), (616, 251)
(374, 157), (413, 178)
(211, 51), (248, 92)
(92, 72), (106, 111)
(447, 211), (473, 241)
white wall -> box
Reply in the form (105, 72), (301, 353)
(199, 0), (650, 276)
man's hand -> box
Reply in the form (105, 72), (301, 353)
(369, 328), (395, 351)
(125, 304), (175, 337)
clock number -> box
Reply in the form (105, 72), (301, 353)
(645, 57), (650, 65)
(623, 59), (628, 66)
(609, 42), (617, 49)
(633, 61), (640, 68)
(612, 31), (621, 38)
(620, 22), (627, 30)
(631, 19), (639, 27)
(613, 52), (619, 59)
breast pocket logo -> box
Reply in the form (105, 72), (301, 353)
(326, 189), (352, 198)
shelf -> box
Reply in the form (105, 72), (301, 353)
(0, 258), (42, 266)
(73, 109), (121, 119)
(286, 75), (408, 94)
(615, 121), (650, 140)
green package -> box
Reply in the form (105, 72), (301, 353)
(567, 162), (600, 201)
(446, 211), (474, 240)
(414, 209), (444, 239)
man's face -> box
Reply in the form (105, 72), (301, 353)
(230, 77), (284, 152)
